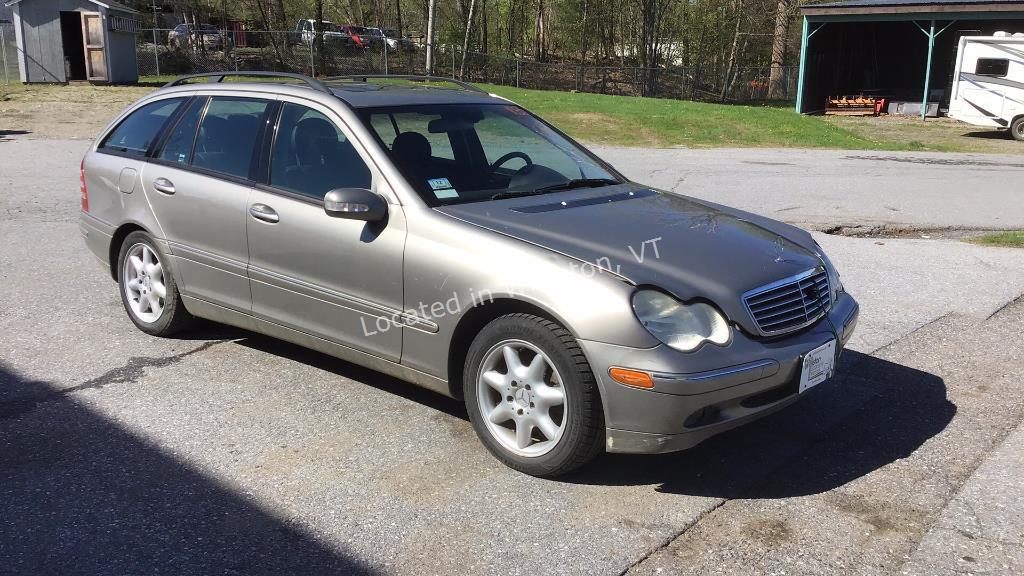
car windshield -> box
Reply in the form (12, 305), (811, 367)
(360, 103), (621, 206)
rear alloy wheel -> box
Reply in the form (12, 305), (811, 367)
(1011, 116), (1024, 142)
(117, 231), (193, 336)
(464, 314), (604, 477)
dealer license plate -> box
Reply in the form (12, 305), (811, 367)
(799, 340), (837, 393)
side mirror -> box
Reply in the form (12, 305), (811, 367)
(324, 188), (388, 222)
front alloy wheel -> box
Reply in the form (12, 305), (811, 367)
(477, 340), (567, 457)
(464, 313), (604, 477)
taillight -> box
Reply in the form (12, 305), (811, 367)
(80, 157), (89, 212)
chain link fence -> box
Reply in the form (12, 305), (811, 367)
(2, 23), (17, 85)
(136, 29), (421, 81)
(449, 47), (797, 102)
(134, 29), (795, 103)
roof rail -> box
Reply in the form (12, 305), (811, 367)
(162, 72), (331, 93)
(323, 74), (487, 94)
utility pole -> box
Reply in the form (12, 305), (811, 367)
(425, 0), (437, 74)
(152, 0), (160, 76)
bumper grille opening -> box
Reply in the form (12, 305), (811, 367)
(740, 373), (799, 408)
(744, 269), (831, 336)
(683, 405), (722, 429)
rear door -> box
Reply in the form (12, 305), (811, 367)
(144, 93), (276, 312)
(88, 96), (187, 227)
(245, 98), (406, 361)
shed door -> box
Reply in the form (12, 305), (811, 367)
(81, 13), (107, 81)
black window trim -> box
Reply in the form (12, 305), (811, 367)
(95, 96), (189, 160)
(256, 100), (375, 207)
(148, 95), (203, 160)
(143, 94), (275, 189)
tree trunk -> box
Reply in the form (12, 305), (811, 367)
(315, 0), (325, 76)
(720, 0), (743, 102)
(425, 0), (437, 74)
(768, 0), (791, 99)
(459, 0), (477, 78)
(534, 0), (546, 61)
(579, 0), (589, 65)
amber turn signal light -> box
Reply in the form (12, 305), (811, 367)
(608, 367), (654, 389)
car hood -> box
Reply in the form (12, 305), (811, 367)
(436, 183), (824, 335)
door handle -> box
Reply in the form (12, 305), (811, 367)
(152, 177), (175, 195)
(249, 203), (280, 223)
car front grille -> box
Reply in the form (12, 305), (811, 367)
(743, 269), (831, 336)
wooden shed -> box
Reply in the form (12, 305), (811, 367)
(4, 0), (140, 83)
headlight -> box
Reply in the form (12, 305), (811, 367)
(632, 290), (731, 352)
(814, 243), (844, 303)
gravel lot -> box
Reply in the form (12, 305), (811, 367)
(2, 135), (1023, 575)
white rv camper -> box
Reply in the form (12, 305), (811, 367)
(948, 32), (1024, 141)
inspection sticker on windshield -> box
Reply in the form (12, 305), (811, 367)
(428, 178), (452, 191)
(433, 188), (459, 199)
(799, 339), (836, 393)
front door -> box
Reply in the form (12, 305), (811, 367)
(245, 100), (406, 361)
(144, 94), (274, 312)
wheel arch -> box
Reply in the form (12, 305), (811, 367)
(108, 222), (149, 281)
(446, 297), (581, 400)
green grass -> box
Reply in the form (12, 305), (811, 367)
(478, 84), (934, 150)
(970, 231), (1024, 248)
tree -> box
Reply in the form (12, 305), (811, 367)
(459, 0), (477, 77)
(767, 0), (792, 99)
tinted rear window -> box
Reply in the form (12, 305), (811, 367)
(99, 98), (184, 156)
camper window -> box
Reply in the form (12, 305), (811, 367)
(975, 58), (1009, 77)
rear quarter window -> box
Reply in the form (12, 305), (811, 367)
(99, 98), (184, 156)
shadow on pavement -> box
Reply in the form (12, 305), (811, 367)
(0, 362), (376, 575)
(565, 350), (955, 497)
(236, 333), (468, 420)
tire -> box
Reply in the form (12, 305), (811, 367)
(116, 231), (194, 336)
(463, 313), (605, 477)
(1011, 116), (1024, 142)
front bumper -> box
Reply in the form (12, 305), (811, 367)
(579, 292), (859, 454)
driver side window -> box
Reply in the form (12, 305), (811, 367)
(270, 103), (372, 200)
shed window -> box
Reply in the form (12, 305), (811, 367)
(975, 58), (1009, 77)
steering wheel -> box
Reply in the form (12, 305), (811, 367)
(487, 151), (533, 179)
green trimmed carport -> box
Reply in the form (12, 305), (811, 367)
(796, 0), (1024, 117)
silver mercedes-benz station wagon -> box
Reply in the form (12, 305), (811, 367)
(80, 72), (859, 477)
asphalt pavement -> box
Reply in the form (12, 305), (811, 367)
(2, 136), (1023, 575)
(595, 146), (1024, 231)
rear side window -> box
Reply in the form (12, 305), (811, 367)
(976, 58), (1009, 77)
(192, 97), (272, 179)
(269, 103), (371, 199)
(99, 98), (184, 156)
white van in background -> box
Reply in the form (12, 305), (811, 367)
(948, 32), (1024, 141)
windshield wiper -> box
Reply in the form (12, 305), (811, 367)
(490, 178), (618, 200)
(533, 178), (618, 193)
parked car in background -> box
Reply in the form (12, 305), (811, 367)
(337, 25), (377, 50)
(293, 19), (352, 48)
(366, 27), (416, 52)
(168, 24), (230, 51)
(80, 72), (858, 478)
